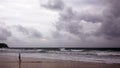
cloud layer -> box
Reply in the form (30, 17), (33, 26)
(0, 0), (120, 47)
(15, 25), (42, 38)
(0, 22), (11, 41)
(43, 0), (120, 39)
(42, 0), (120, 47)
(100, 0), (120, 39)
(43, 0), (103, 39)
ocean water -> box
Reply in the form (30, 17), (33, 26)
(0, 48), (120, 64)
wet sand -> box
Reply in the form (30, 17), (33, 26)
(22, 62), (120, 68)
(0, 55), (120, 68)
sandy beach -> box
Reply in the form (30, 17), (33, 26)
(0, 55), (120, 68)
(22, 62), (120, 68)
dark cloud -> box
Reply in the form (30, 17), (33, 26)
(0, 22), (11, 41)
(52, 30), (63, 38)
(52, 4), (103, 39)
(16, 25), (29, 35)
(45, 0), (120, 40)
(56, 8), (83, 36)
(15, 25), (42, 38)
(42, 0), (120, 45)
(99, 0), (120, 39)
(69, 0), (106, 7)
(42, 0), (65, 11)
(52, 7), (96, 41)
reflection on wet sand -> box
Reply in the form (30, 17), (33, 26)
(0, 53), (120, 68)
(22, 62), (120, 68)
(0, 63), (18, 68)
(1, 61), (120, 68)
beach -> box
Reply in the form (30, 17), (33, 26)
(0, 49), (120, 68)
(21, 62), (120, 68)
(0, 57), (120, 68)
(0, 54), (120, 68)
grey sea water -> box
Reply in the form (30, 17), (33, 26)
(0, 48), (120, 64)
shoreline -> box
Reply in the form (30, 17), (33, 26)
(0, 56), (120, 68)
(22, 57), (120, 64)
(0, 52), (120, 64)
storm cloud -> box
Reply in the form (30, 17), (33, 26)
(42, 0), (65, 11)
(0, 22), (11, 41)
(15, 25), (42, 38)
(100, 0), (120, 39)
(43, 0), (120, 41)
(0, 0), (120, 47)
(43, 0), (103, 40)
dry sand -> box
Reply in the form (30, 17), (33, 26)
(0, 55), (120, 68)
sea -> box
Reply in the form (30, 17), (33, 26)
(0, 48), (120, 64)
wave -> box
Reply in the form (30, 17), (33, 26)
(0, 48), (120, 64)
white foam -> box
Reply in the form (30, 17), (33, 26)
(21, 51), (120, 64)
(1, 49), (120, 64)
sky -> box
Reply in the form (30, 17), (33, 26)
(0, 0), (120, 47)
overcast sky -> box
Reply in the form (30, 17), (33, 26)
(0, 0), (120, 47)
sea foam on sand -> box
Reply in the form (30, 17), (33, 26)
(0, 49), (120, 64)
(21, 51), (120, 64)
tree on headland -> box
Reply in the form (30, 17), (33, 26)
(0, 43), (9, 48)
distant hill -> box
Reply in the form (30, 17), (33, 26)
(0, 43), (9, 48)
